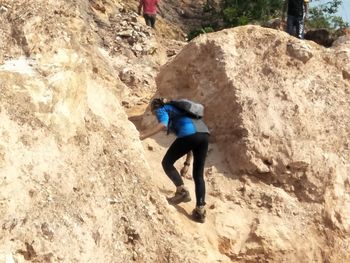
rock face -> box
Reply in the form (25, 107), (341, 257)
(156, 25), (350, 261)
(1, 0), (350, 261)
(0, 0), (203, 262)
(304, 28), (350, 48)
(305, 29), (334, 47)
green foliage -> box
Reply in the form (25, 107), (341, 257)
(307, 0), (349, 30)
(186, 0), (348, 41)
(187, 27), (215, 41)
(220, 0), (283, 27)
(222, 7), (241, 26)
(330, 16), (349, 29)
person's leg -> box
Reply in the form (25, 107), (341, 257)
(190, 133), (209, 223)
(143, 14), (152, 27)
(191, 133), (209, 207)
(162, 137), (192, 187)
(296, 16), (305, 39)
(150, 15), (156, 28)
(162, 136), (194, 204)
(286, 15), (295, 36)
(287, 15), (300, 37)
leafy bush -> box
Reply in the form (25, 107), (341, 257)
(220, 0), (283, 27)
(307, 0), (349, 30)
(186, 0), (348, 40)
(187, 27), (215, 41)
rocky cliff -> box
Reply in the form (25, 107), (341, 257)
(0, 0), (349, 262)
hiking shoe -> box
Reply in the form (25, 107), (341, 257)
(167, 188), (191, 205)
(191, 206), (206, 223)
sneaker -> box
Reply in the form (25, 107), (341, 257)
(191, 206), (206, 223)
(167, 188), (191, 205)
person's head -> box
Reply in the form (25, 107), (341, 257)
(150, 97), (166, 114)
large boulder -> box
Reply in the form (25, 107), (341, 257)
(156, 25), (350, 260)
(305, 28), (335, 47)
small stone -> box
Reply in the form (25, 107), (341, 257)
(147, 145), (154, 151)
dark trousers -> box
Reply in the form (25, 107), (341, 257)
(286, 15), (305, 39)
(162, 133), (209, 206)
(143, 14), (156, 28)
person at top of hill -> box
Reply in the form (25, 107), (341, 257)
(139, 97), (210, 223)
(138, 0), (160, 29)
(282, 0), (309, 39)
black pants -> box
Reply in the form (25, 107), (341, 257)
(286, 15), (305, 39)
(143, 14), (156, 28)
(162, 133), (209, 206)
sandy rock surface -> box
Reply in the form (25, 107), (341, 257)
(0, 0), (350, 262)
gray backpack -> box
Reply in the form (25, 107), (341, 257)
(166, 99), (204, 119)
(166, 99), (209, 135)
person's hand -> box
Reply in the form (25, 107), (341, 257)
(281, 15), (285, 23)
(180, 165), (191, 179)
(279, 18), (286, 30)
(139, 133), (146, 140)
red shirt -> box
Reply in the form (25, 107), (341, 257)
(140, 0), (159, 15)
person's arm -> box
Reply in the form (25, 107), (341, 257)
(184, 151), (192, 165)
(156, 0), (163, 16)
(281, 0), (287, 21)
(304, 0), (309, 20)
(138, 0), (143, 15)
(139, 123), (166, 140)
(180, 151), (193, 178)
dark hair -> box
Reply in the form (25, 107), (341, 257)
(150, 97), (166, 111)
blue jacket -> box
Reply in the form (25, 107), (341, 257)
(155, 104), (209, 138)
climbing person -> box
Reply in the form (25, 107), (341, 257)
(282, 0), (309, 39)
(138, 0), (160, 29)
(139, 97), (210, 223)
